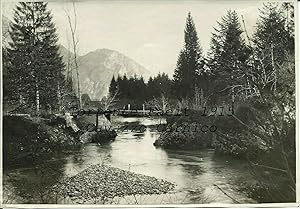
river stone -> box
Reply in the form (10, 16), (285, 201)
(51, 164), (175, 202)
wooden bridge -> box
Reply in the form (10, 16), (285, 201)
(71, 108), (183, 117)
(70, 108), (183, 127)
(116, 109), (164, 117)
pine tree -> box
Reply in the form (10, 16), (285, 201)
(147, 76), (155, 99)
(135, 76), (147, 102)
(109, 75), (118, 96)
(7, 2), (65, 114)
(172, 12), (203, 98)
(3, 47), (11, 101)
(282, 2), (294, 35)
(252, 3), (294, 92)
(254, 3), (294, 57)
(116, 75), (123, 98)
(208, 10), (250, 103)
(156, 73), (172, 97)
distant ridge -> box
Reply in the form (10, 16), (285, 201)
(2, 15), (11, 47)
(59, 46), (152, 100)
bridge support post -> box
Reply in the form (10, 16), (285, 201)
(143, 104), (145, 114)
(96, 113), (99, 130)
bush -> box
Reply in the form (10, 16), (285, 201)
(154, 110), (215, 149)
(3, 116), (81, 165)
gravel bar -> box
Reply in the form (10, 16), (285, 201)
(52, 164), (175, 202)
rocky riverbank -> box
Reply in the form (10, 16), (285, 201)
(52, 164), (175, 203)
(153, 110), (215, 149)
(76, 114), (117, 143)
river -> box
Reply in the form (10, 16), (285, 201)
(3, 116), (257, 204)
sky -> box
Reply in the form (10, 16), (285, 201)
(2, 0), (289, 76)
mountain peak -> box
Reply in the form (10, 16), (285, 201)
(58, 45), (152, 100)
(95, 48), (115, 53)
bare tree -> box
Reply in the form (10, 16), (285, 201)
(65, 2), (81, 108)
(191, 86), (213, 110)
(219, 15), (296, 201)
(147, 94), (169, 112)
(101, 87), (120, 110)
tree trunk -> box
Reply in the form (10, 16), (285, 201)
(36, 80), (40, 116)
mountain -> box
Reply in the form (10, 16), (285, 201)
(2, 15), (11, 47)
(58, 46), (152, 100)
(4, 17), (151, 101)
(3, 16), (150, 100)
(58, 44), (74, 64)
(78, 48), (151, 99)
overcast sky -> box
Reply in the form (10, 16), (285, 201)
(2, 0), (290, 75)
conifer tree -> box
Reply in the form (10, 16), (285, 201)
(253, 3), (294, 57)
(109, 75), (118, 96)
(282, 2), (294, 35)
(252, 3), (294, 92)
(147, 77), (155, 99)
(7, 2), (65, 114)
(172, 12), (203, 98)
(3, 47), (11, 101)
(208, 10), (250, 103)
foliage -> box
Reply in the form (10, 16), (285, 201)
(156, 4), (295, 202)
(147, 73), (172, 99)
(81, 93), (91, 106)
(5, 2), (66, 114)
(154, 110), (215, 149)
(212, 3), (295, 202)
(172, 12), (204, 99)
(3, 116), (81, 164)
(108, 73), (172, 109)
(208, 10), (251, 103)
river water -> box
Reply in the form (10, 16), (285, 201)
(3, 116), (257, 204)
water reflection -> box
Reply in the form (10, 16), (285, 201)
(3, 116), (256, 204)
(4, 158), (67, 203)
(64, 142), (113, 176)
